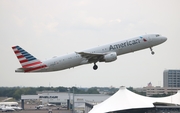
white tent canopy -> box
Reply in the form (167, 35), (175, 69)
(89, 86), (180, 113)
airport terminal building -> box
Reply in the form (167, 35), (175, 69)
(21, 91), (110, 113)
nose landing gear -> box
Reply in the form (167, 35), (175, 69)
(150, 47), (155, 55)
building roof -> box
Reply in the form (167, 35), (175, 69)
(89, 86), (180, 113)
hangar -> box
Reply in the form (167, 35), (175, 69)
(21, 91), (110, 113)
(88, 86), (180, 113)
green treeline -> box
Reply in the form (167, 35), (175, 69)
(0, 86), (170, 101)
(0, 86), (100, 100)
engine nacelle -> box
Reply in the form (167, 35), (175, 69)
(103, 52), (117, 62)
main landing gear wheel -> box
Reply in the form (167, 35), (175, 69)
(150, 47), (155, 55)
(93, 64), (98, 70)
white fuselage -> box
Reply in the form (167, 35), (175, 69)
(33, 34), (166, 72)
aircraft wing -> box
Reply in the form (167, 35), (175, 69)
(76, 52), (105, 63)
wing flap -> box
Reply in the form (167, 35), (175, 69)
(76, 52), (106, 58)
(76, 52), (105, 63)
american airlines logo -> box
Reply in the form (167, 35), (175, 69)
(109, 39), (140, 50)
(140, 36), (147, 42)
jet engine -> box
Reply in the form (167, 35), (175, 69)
(103, 52), (117, 62)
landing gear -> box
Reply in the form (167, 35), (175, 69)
(150, 47), (155, 55)
(93, 63), (98, 70)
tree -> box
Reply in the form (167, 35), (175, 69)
(127, 87), (146, 96)
(86, 88), (99, 94)
(13, 89), (23, 100)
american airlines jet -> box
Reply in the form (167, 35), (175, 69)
(12, 34), (167, 73)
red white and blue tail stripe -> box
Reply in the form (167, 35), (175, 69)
(12, 46), (47, 72)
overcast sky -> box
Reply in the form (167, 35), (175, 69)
(0, 0), (180, 88)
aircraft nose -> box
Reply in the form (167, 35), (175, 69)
(151, 35), (167, 46)
(160, 36), (167, 43)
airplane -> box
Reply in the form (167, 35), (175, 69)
(0, 102), (18, 106)
(35, 105), (45, 109)
(1, 107), (15, 112)
(35, 104), (56, 109)
(12, 34), (167, 72)
(1, 106), (22, 112)
(0, 102), (22, 112)
(47, 103), (56, 107)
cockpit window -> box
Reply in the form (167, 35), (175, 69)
(156, 34), (160, 37)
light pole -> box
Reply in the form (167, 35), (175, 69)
(68, 88), (71, 110)
(73, 87), (74, 113)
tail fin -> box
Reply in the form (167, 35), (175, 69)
(12, 46), (42, 68)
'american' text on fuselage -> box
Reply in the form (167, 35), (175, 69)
(109, 39), (141, 50)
